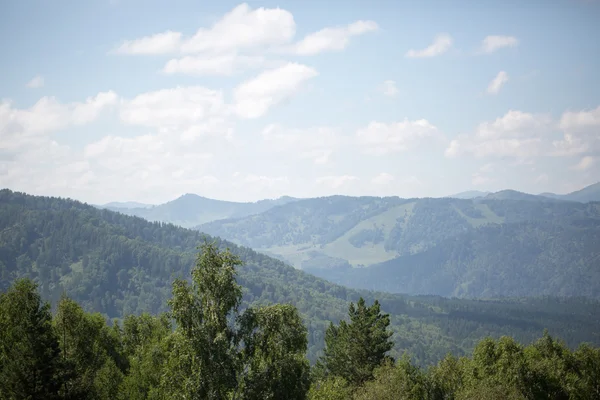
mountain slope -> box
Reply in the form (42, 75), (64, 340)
(539, 182), (600, 202)
(100, 201), (153, 209)
(448, 190), (490, 199)
(306, 218), (600, 298)
(102, 193), (299, 227)
(198, 195), (599, 270)
(2, 189), (600, 366)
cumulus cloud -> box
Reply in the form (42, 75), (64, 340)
(26, 75), (44, 88)
(379, 80), (398, 97)
(316, 175), (359, 189)
(480, 35), (519, 54)
(233, 63), (318, 118)
(571, 156), (595, 171)
(487, 71), (509, 95)
(261, 124), (342, 165)
(356, 119), (441, 155)
(372, 172), (395, 185)
(163, 54), (268, 76)
(553, 106), (600, 156)
(0, 91), (118, 151)
(405, 34), (453, 58)
(115, 30), (183, 55)
(445, 110), (552, 159)
(115, 4), (294, 55)
(115, 3), (376, 77)
(119, 86), (227, 128)
(291, 20), (378, 55)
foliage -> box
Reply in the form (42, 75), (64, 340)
(0, 279), (64, 400)
(318, 298), (394, 385)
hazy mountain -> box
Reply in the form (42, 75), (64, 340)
(101, 201), (154, 209)
(306, 216), (600, 299)
(448, 190), (490, 199)
(198, 195), (596, 270)
(103, 193), (299, 227)
(5, 189), (600, 365)
(483, 189), (565, 202)
(540, 182), (600, 203)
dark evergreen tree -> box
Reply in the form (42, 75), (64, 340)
(318, 297), (394, 386)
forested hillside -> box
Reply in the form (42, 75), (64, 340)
(197, 195), (600, 299)
(101, 193), (299, 227)
(307, 219), (600, 298)
(4, 256), (599, 400)
(2, 189), (600, 366)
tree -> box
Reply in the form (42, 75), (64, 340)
(236, 304), (311, 400)
(0, 278), (64, 399)
(53, 295), (126, 400)
(158, 241), (311, 400)
(318, 297), (394, 386)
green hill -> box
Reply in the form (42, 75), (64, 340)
(2, 189), (600, 366)
(197, 195), (599, 270)
(307, 218), (600, 298)
(100, 193), (299, 227)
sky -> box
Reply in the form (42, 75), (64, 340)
(1, 0), (599, 204)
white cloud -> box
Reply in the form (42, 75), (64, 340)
(116, 30), (183, 55)
(372, 172), (394, 185)
(180, 4), (296, 54)
(405, 34), (453, 58)
(316, 175), (359, 188)
(356, 119), (441, 155)
(487, 71), (509, 95)
(26, 75), (44, 88)
(380, 80), (398, 97)
(480, 35), (519, 54)
(472, 163), (495, 186)
(571, 156), (595, 171)
(261, 124), (342, 165)
(120, 86), (227, 128)
(472, 173), (490, 186)
(446, 110), (552, 159)
(115, 4), (295, 55)
(233, 63), (318, 118)
(162, 54), (268, 76)
(559, 105), (600, 131)
(291, 20), (378, 55)
(0, 91), (118, 151)
(553, 106), (600, 156)
(535, 174), (549, 184)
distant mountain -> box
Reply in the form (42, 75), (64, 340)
(307, 216), (600, 299)
(540, 182), (600, 203)
(197, 194), (599, 282)
(101, 201), (153, 209)
(103, 193), (299, 227)
(448, 190), (490, 199)
(484, 189), (564, 202)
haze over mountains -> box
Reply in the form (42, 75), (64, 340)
(98, 194), (299, 227)
(71, 182), (600, 300)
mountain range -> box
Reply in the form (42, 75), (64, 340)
(98, 193), (299, 227)
(196, 191), (600, 299)
(2, 188), (600, 366)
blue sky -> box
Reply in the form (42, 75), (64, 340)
(1, 0), (599, 203)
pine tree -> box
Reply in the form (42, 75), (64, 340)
(318, 297), (394, 386)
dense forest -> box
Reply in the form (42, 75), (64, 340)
(2, 243), (599, 399)
(2, 189), (600, 367)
